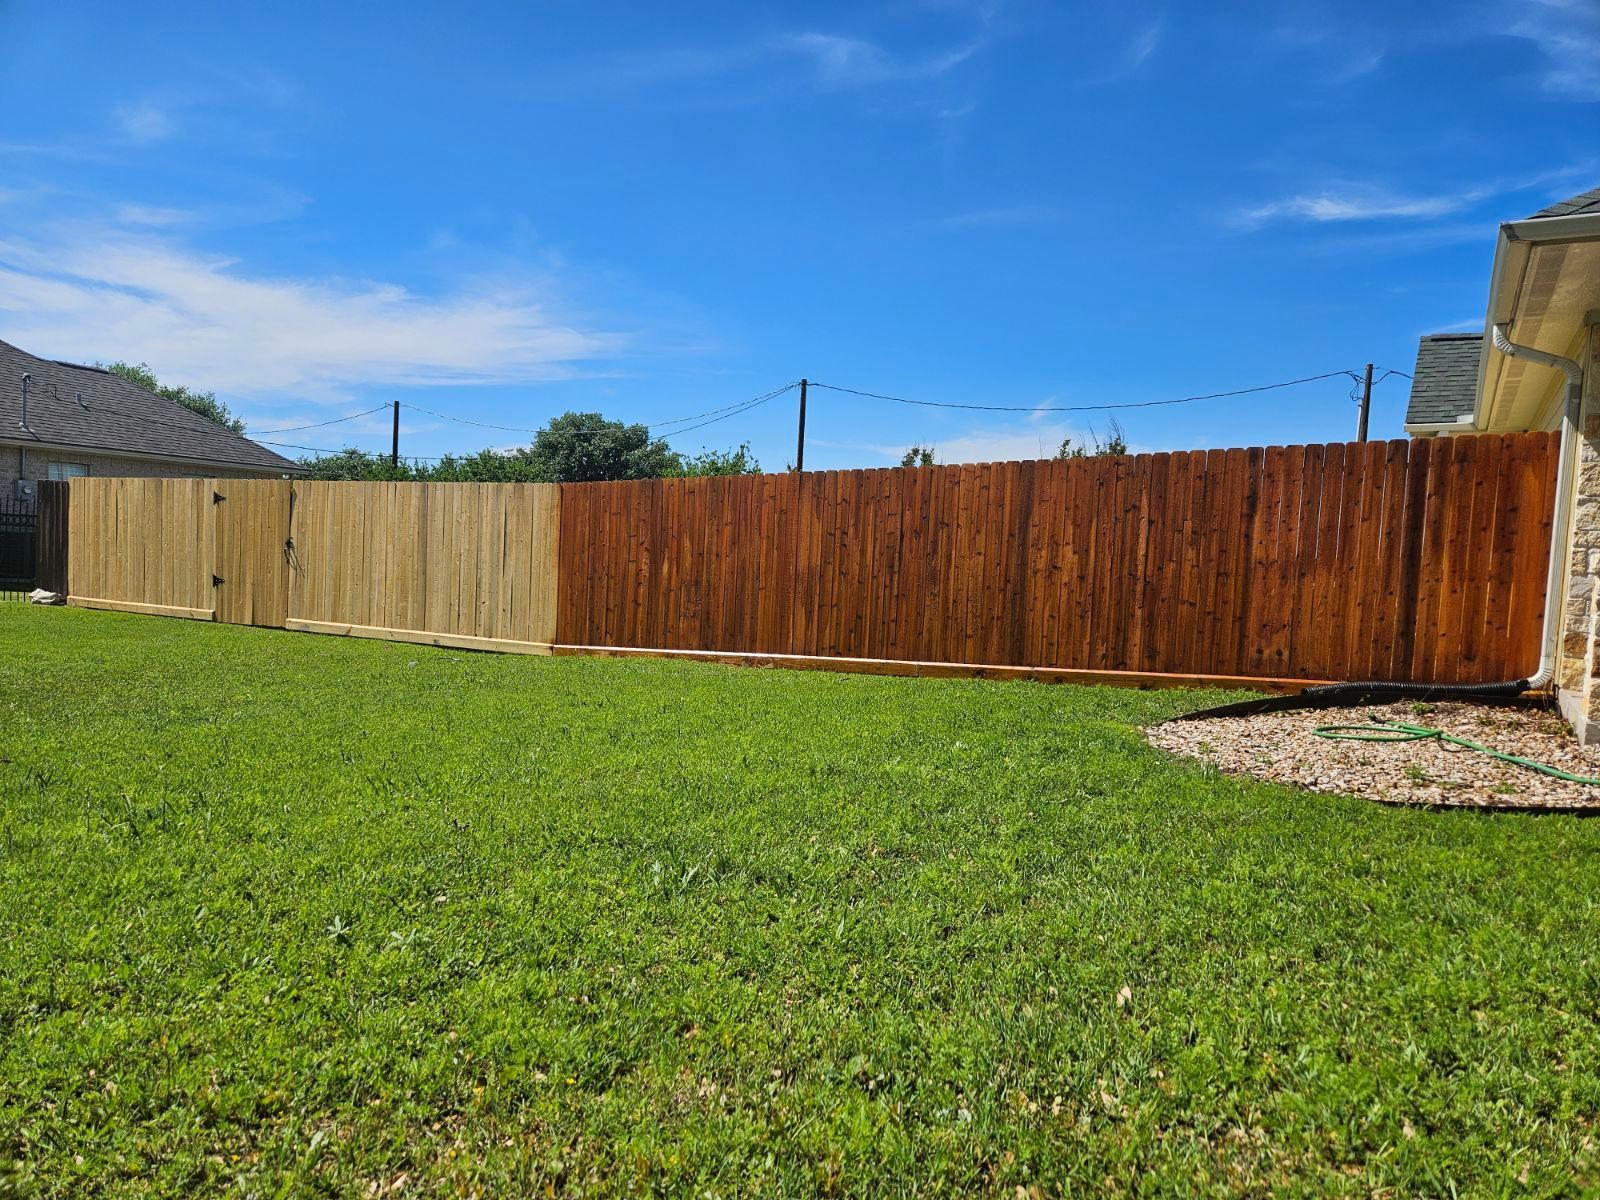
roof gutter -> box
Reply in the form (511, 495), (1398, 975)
(1401, 415), (1476, 436)
(1491, 323), (1584, 690)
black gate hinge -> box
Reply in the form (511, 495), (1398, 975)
(212, 574), (225, 587)
(213, 491), (225, 504)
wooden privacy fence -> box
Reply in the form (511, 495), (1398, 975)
(34, 480), (68, 596)
(557, 433), (1558, 685)
(57, 431), (1560, 688)
(66, 479), (561, 652)
(286, 482), (559, 653)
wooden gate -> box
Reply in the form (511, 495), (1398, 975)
(213, 479), (291, 627)
(67, 477), (215, 619)
(65, 477), (288, 624)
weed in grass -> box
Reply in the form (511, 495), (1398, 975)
(2, 606), (1599, 1196)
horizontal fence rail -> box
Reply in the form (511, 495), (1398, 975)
(43, 431), (1559, 689)
(556, 433), (1558, 685)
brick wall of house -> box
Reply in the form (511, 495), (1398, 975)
(0, 444), (284, 493)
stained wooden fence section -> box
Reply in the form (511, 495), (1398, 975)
(286, 482), (560, 653)
(67, 478), (216, 619)
(557, 433), (1559, 685)
(34, 480), (69, 596)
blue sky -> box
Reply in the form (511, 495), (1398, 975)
(1, 1), (1596, 469)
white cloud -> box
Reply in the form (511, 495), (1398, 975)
(0, 224), (623, 404)
(1069, 13), (1165, 86)
(526, 21), (989, 104)
(933, 425), (1074, 464)
(115, 101), (175, 143)
(1238, 164), (1596, 227)
(1241, 189), (1472, 223)
(1416, 316), (1484, 336)
(1510, 0), (1600, 100)
(822, 416), (1121, 466)
(782, 32), (981, 88)
(113, 204), (193, 227)
(1124, 19), (1164, 69)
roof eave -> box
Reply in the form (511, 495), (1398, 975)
(0, 434), (308, 475)
(1473, 209), (1600, 430)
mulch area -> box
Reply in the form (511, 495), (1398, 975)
(1147, 699), (1600, 812)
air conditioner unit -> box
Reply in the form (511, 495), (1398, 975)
(14, 478), (37, 502)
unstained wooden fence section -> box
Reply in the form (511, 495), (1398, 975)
(556, 433), (1559, 685)
(286, 482), (560, 652)
(62, 479), (561, 653)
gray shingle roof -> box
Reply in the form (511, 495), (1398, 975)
(1529, 186), (1600, 220)
(0, 338), (302, 474)
(1405, 332), (1482, 427)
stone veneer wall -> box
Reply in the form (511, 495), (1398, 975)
(1557, 322), (1600, 742)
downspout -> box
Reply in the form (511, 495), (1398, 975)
(1492, 323), (1585, 689)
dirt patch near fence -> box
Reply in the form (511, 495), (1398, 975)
(1149, 700), (1600, 812)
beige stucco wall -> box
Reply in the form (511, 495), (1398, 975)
(0, 444), (285, 493)
(1556, 322), (1600, 740)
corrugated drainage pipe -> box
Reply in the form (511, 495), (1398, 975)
(1176, 327), (1584, 721)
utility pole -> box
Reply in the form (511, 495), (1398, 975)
(1356, 362), (1372, 443)
(391, 400), (400, 467)
(795, 378), (808, 472)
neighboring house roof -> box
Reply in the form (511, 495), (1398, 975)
(0, 338), (302, 474)
(1405, 332), (1483, 428)
(1528, 186), (1600, 220)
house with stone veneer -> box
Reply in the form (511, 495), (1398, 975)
(1403, 186), (1600, 739)
(1, 337), (302, 499)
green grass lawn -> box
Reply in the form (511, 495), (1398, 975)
(3, 606), (1600, 1198)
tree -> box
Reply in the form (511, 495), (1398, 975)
(428, 448), (544, 482)
(100, 361), (245, 434)
(295, 448), (421, 482)
(293, 410), (759, 482)
(670, 442), (762, 477)
(1055, 419), (1128, 459)
(524, 412), (680, 483)
(900, 444), (936, 467)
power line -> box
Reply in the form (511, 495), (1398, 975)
(1374, 367), (1413, 382)
(399, 382), (800, 439)
(251, 405), (390, 435)
(806, 371), (1365, 413)
(255, 438), (445, 462)
(265, 387), (796, 462)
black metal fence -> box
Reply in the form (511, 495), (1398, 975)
(1, 497), (37, 600)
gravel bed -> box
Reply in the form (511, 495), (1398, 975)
(1148, 700), (1600, 812)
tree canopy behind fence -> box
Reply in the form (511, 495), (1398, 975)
(296, 411), (763, 482)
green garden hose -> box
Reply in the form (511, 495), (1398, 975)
(1314, 721), (1600, 786)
